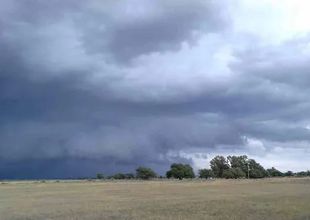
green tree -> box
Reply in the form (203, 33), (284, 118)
(284, 171), (294, 177)
(109, 173), (135, 179)
(166, 163), (195, 179)
(222, 169), (235, 179)
(136, 167), (157, 180)
(267, 167), (284, 177)
(248, 159), (267, 178)
(112, 173), (126, 179)
(124, 173), (135, 179)
(96, 173), (104, 179)
(296, 171), (307, 176)
(227, 155), (248, 174)
(198, 169), (215, 179)
(210, 156), (230, 178)
(223, 168), (246, 179)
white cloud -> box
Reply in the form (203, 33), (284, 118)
(230, 0), (310, 44)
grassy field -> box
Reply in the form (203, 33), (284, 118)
(1, 178), (310, 220)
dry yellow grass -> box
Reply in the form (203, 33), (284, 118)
(1, 178), (310, 220)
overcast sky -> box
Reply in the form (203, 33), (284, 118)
(1, 0), (310, 178)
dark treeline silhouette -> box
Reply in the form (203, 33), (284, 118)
(96, 155), (310, 180)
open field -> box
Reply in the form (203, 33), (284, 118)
(1, 178), (310, 220)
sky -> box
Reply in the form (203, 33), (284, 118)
(1, 0), (310, 179)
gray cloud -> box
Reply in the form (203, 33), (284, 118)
(1, 0), (310, 178)
(81, 0), (227, 62)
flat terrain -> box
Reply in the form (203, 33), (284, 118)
(1, 178), (310, 220)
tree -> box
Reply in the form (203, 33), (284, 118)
(210, 156), (230, 178)
(96, 173), (104, 179)
(108, 173), (135, 179)
(222, 169), (235, 179)
(222, 168), (246, 179)
(248, 159), (267, 178)
(227, 155), (248, 174)
(284, 171), (294, 177)
(136, 167), (157, 180)
(233, 167), (246, 178)
(296, 171), (310, 177)
(112, 173), (126, 179)
(124, 173), (135, 179)
(166, 163), (195, 179)
(267, 167), (283, 177)
(199, 169), (215, 179)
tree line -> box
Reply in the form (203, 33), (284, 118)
(96, 155), (310, 180)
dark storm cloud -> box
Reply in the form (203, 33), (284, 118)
(1, 0), (227, 63)
(1, 0), (310, 178)
(79, 0), (227, 62)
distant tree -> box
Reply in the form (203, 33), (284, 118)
(124, 173), (135, 179)
(248, 159), (267, 178)
(284, 171), (294, 177)
(296, 170), (310, 177)
(227, 155), (248, 174)
(210, 156), (230, 178)
(199, 169), (215, 179)
(112, 173), (126, 179)
(136, 167), (157, 180)
(107, 173), (135, 179)
(223, 168), (246, 179)
(166, 163), (195, 180)
(267, 167), (284, 177)
(222, 169), (235, 179)
(232, 167), (246, 178)
(96, 173), (104, 179)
